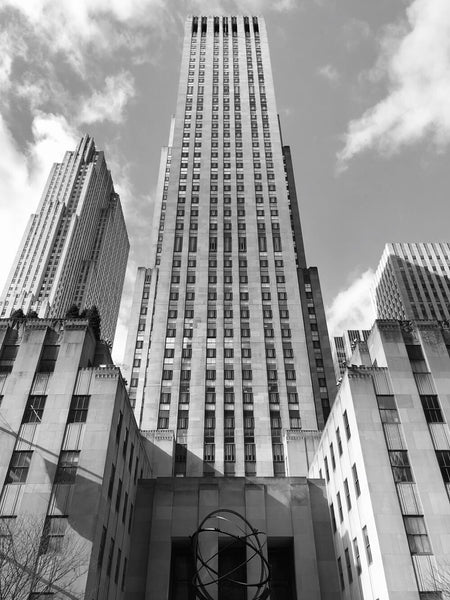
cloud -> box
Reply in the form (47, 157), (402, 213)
(342, 18), (371, 50)
(317, 64), (340, 84)
(338, 0), (450, 168)
(326, 269), (376, 337)
(78, 73), (136, 125)
(0, 113), (79, 293)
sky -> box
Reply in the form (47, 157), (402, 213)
(1, 0), (450, 364)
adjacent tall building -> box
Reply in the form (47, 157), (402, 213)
(331, 329), (371, 380)
(0, 136), (129, 342)
(374, 242), (450, 322)
(124, 15), (335, 482)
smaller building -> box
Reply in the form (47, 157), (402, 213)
(0, 317), (151, 599)
(310, 319), (450, 600)
(331, 330), (371, 381)
(373, 242), (450, 321)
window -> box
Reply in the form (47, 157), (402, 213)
(108, 464), (115, 498)
(116, 479), (122, 512)
(55, 451), (79, 484)
(362, 526), (372, 564)
(389, 450), (413, 482)
(224, 443), (235, 462)
(6, 451), (32, 483)
(68, 395), (90, 423)
(330, 443), (336, 470)
(204, 443), (215, 461)
(98, 526), (107, 568)
(107, 538), (115, 576)
(115, 548), (122, 584)
(23, 395), (46, 423)
(245, 443), (256, 461)
(324, 456), (329, 482)
(116, 411), (123, 443)
(40, 516), (67, 554)
(336, 427), (342, 455)
(436, 450), (450, 483)
(343, 410), (351, 439)
(352, 463), (361, 496)
(353, 537), (361, 574)
(344, 479), (352, 510)
(421, 395), (444, 423)
(344, 548), (353, 583)
(404, 516), (431, 554)
(330, 503), (337, 532)
(337, 491), (343, 522)
(38, 344), (59, 372)
(337, 557), (345, 590)
(378, 395), (400, 423)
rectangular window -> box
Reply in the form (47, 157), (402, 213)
(6, 451), (32, 484)
(343, 410), (351, 439)
(23, 395), (46, 423)
(345, 547), (353, 583)
(330, 503), (337, 532)
(337, 557), (345, 590)
(98, 526), (107, 568)
(55, 451), (80, 484)
(330, 443), (336, 470)
(421, 395), (444, 423)
(40, 516), (67, 554)
(224, 443), (235, 462)
(389, 450), (413, 482)
(324, 456), (329, 482)
(336, 427), (342, 455)
(337, 492), (343, 522)
(352, 463), (361, 496)
(363, 526), (372, 564)
(436, 450), (450, 483)
(107, 538), (115, 576)
(378, 395), (400, 423)
(353, 537), (361, 574)
(344, 479), (352, 510)
(404, 516), (432, 554)
(68, 395), (90, 423)
(38, 344), (59, 372)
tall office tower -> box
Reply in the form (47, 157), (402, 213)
(124, 15), (335, 478)
(374, 242), (450, 322)
(0, 135), (129, 342)
(310, 320), (450, 600)
(331, 329), (371, 380)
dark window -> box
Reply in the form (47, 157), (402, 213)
(108, 464), (116, 498)
(421, 395), (444, 423)
(22, 396), (46, 423)
(404, 516), (431, 554)
(39, 516), (67, 554)
(37, 345), (59, 372)
(107, 537), (115, 576)
(436, 450), (450, 483)
(55, 451), (79, 484)
(0, 344), (18, 373)
(6, 451), (32, 484)
(68, 395), (90, 423)
(344, 548), (353, 583)
(98, 526), (107, 568)
(343, 410), (350, 439)
(378, 395), (400, 423)
(352, 463), (361, 496)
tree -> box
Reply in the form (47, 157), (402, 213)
(10, 309), (25, 319)
(65, 304), (80, 319)
(0, 514), (88, 600)
(80, 306), (101, 340)
(26, 311), (39, 319)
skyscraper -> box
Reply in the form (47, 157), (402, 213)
(331, 329), (371, 380)
(124, 15), (335, 477)
(0, 135), (129, 342)
(374, 242), (450, 322)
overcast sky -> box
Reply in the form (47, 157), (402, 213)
(1, 0), (449, 363)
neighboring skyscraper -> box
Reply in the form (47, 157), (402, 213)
(310, 320), (450, 599)
(331, 329), (371, 380)
(374, 242), (450, 322)
(0, 135), (129, 342)
(124, 15), (335, 478)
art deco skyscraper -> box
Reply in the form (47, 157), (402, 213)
(0, 135), (129, 342)
(374, 242), (450, 321)
(124, 15), (335, 477)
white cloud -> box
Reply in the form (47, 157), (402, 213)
(0, 114), (78, 295)
(317, 64), (340, 84)
(326, 269), (376, 337)
(338, 0), (450, 167)
(78, 73), (136, 125)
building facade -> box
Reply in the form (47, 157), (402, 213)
(310, 320), (450, 600)
(0, 135), (129, 343)
(0, 317), (151, 599)
(124, 15), (335, 481)
(373, 242), (450, 322)
(331, 329), (371, 380)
